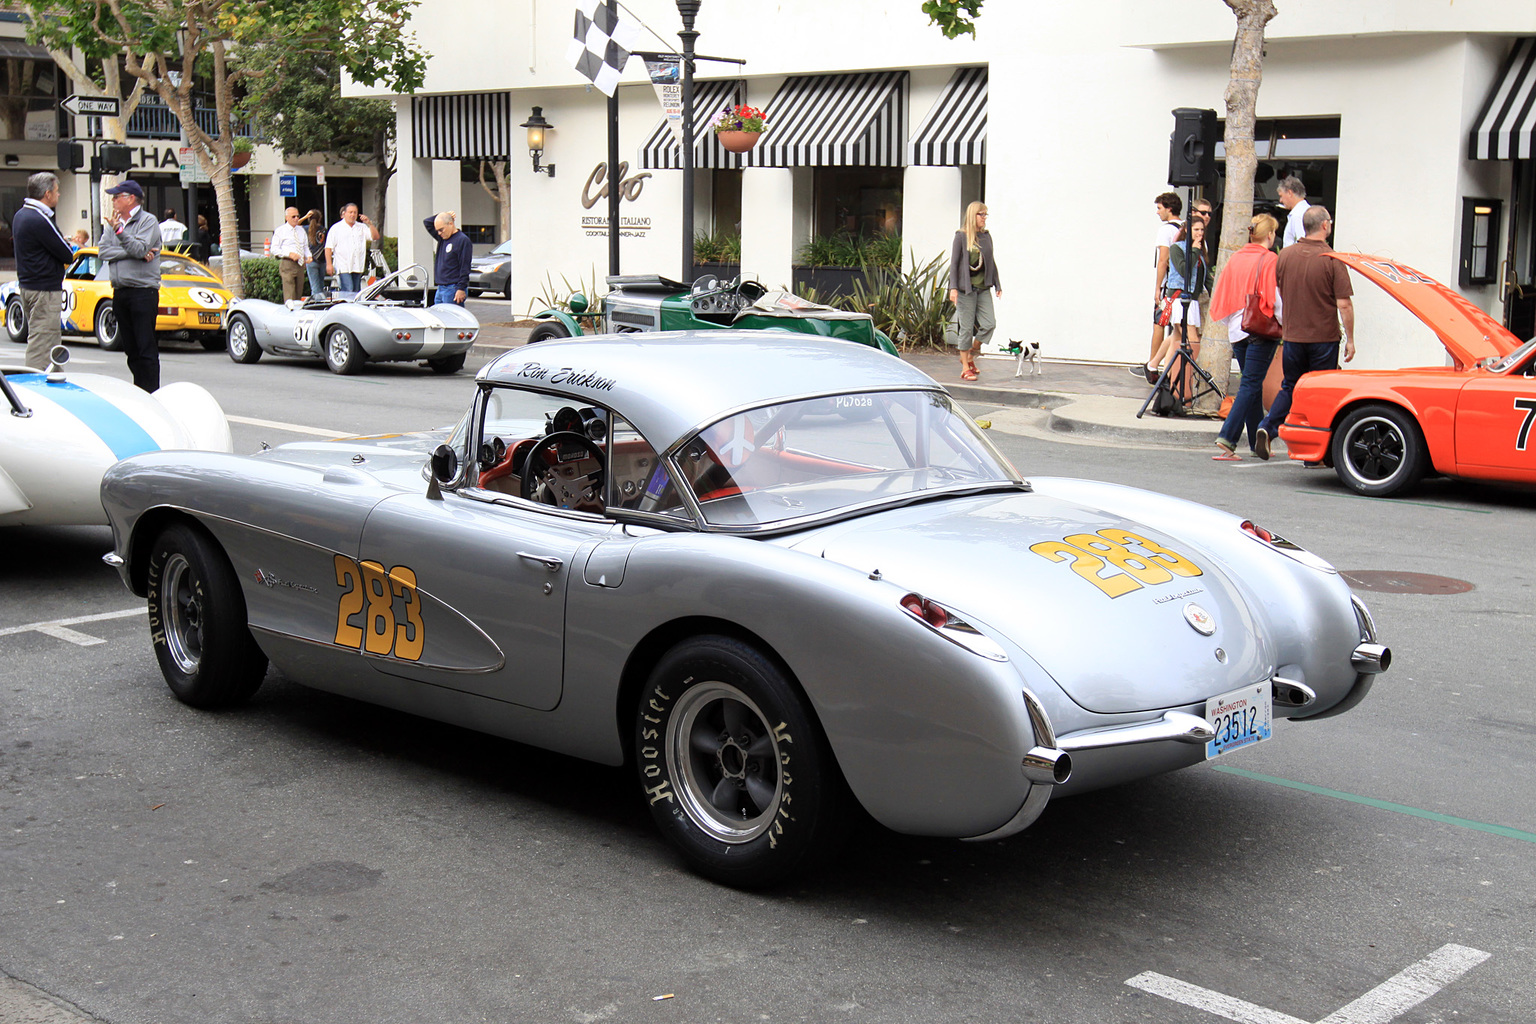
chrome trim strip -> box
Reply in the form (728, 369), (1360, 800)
(1351, 594), (1378, 643)
(101, 552), (125, 568)
(1271, 674), (1317, 709)
(1057, 710), (1214, 752)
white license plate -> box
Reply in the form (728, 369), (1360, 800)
(1205, 682), (1272, 759)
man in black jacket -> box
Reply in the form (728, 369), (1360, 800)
(425, 211), (472, 306)
(13, 172), (75, 370)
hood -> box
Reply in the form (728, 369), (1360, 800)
(257, 430), (448, 492)
(787, 492), (1269, 714)
(1331, 252), (1521, 368)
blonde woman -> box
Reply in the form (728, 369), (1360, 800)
(947, 201), (1002, 381)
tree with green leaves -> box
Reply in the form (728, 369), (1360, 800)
(922, 0), (984, 39)
(238, 43), (401, 232)
(24, 0), (424, 298)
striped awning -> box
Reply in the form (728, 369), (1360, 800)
(744, 70), (907, 168)
(1470, 38), (1536, 160)
(637, 79), (745, 170)
(411, 93), (512, 160)
(909, 66), (986, 166)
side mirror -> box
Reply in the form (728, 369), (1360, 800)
(430, 443), (459, 484)
(46, 345), (70, 372)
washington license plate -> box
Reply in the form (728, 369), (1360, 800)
(1205, 682), (1272, 759)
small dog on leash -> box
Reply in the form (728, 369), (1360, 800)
(1006, 339), (1041, 377)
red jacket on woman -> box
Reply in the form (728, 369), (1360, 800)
(1208, 242), (1277, 324)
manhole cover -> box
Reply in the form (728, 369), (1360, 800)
(1341, 570), (1475, 595)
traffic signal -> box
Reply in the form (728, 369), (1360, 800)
(1168, 107), (1218, 187)
(99, 143), (133, 174)
(57, 141), (84, 171)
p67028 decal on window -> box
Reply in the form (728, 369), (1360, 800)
(333, 555), (425, 660)
(1030, 528), (1203, 599)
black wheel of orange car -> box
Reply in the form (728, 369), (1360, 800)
(198, 332), (226, 352)
(323, 324), (364, 374)
(526, 320), (571, 344)
(520, 431), (606, 509)
(1331, 403), (1427, 498)
(427, 351), (466, 374)
(146, 522), (268, 709)
(4, 295), (25, 344)
(94, 304), (124, 351)
(226, 313), (262, 363)
(635, 635), (849, 887)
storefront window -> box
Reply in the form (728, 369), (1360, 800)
(813, 167), (903, 239)
(1211, 117), (1342, 246)
(0, 57), (61, 143)
(710, 169), (742, 236)
(1459, 198), (1502, 288)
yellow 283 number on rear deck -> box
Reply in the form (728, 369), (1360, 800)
(1030, 529), (1202, 599)
(333, 555), (426, 660)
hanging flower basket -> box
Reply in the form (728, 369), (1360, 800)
(711, 105), (767, 154)
(231, 149), (252, 169)
(716, 130), (761, 154)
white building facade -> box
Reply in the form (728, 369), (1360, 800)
(344, 0), (1536, 369)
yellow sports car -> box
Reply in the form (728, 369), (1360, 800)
(53, 248), (232, 352)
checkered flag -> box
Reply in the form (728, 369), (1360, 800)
(567, 0), (638, 97)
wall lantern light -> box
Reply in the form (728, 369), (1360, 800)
(520, 107), (555, 178)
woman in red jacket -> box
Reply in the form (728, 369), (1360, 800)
(1208, 214), (1281, 460)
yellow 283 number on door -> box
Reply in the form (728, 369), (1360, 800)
(333, 555), (425, 660)
(1030, 528), (1202, 599)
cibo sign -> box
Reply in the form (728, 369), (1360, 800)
(580, 160), (654, 237)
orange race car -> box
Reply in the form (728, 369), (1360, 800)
(1279, 252), (1534, 497)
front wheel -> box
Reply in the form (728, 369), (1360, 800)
(636, 636), (849, 887)
(526, 320), (572, 344)
(146, 522), (268, 708)
(94, 305), (124, 351)
(4, 295), (26, 344)
(226, 314), (262, 363)
(1331, 403), (1428, 497)
(323, 324), (365, 374)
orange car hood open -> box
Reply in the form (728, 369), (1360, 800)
(1329, 252), (1521, 368)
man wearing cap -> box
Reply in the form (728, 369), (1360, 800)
(12, 171), (75, 370)
(98, 180), (164, 392)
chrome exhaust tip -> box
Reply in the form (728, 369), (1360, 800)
(1022, 746), (1072, 786)
(1351, 643), (1391, 674)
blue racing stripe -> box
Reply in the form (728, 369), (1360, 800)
(10, 374), (161, 460)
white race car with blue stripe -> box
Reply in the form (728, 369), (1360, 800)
(1, 349), (231, 526)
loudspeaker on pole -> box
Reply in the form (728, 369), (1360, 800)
(1168, 107), (1218, 186)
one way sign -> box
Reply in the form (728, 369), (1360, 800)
(60, 95), (121, 118)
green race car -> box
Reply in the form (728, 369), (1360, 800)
(529, 274), (899, 356)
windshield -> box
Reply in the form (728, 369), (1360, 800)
(360, 264), (429, 301)
(1486, 337), (1536, 374)
(674, 391), (1020, 528)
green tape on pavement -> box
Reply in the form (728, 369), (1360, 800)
(1212, 765), (1536, 844)
(1295, 489), (1494, 513)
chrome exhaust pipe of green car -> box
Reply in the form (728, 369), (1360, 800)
(1022, 746), (1072, 786)
(1351, 643), (1391, 674)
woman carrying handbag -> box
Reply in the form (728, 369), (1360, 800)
(1207, 214), (1283, 460)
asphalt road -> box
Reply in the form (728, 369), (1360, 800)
(2, 341), (1533, 1024)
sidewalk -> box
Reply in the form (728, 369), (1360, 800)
(471, 322), (1228, 447)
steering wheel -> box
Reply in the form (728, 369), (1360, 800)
(520, 431), (607, 510)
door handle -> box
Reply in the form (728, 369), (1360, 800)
(517, 551), (564, 573)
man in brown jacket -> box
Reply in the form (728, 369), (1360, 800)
(1255, 205), (1354, 460)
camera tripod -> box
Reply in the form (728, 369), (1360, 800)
(1136, 296), (1223, 418)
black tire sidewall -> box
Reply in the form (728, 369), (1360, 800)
(429, 351), (466, 374)
(324, 325), (361, 374)
(95, 306), (123, 351)
(146, 522), (267, 708)
(1332, 404), (1425, 497)
(527, 321), (571, 344)
(5, 297), (24, 344)
(636, 636), (844, 887)
(227, 315), (261, 363)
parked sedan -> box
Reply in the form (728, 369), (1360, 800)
(468, 240), (512, 298)
(1278, 253), (1534, 496)
(222, 264), (479, 374)
(100, 333), (1387, 886)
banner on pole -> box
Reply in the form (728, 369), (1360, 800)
(645, 57), (683, 147)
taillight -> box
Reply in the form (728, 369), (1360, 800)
(1239, 520), (1276, 543)
(901, 593), (949, 628)
(1239, 519), (1336, 572)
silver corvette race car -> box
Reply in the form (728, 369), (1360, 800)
(100, 333), (1388, 886)
(222, 264), (479, 375)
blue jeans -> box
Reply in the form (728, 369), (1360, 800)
(305, 261), (325, 298)
(1218, 336), (1278, 450)
(1257, 341), (1341, 437)
(337, 272), (363, 293)
(433, 284), (464, 306)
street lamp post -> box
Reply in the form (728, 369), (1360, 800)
(677, 0), (699, 283)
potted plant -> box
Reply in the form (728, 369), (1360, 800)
(231, 137), (254, 170)
(711, 104), (767, 154)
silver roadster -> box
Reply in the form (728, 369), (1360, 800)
(100, 333), (1388, 886)
(222, 264), (479, 375)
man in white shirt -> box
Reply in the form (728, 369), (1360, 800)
(159, 209), (188, 244)
(1277, 176), (1311, 248)
(1133, 191), (1183, 379)
(270, 207), (310, 302)
(324, 203), (379, 293)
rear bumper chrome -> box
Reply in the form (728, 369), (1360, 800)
(1057, 710), (1214, 752)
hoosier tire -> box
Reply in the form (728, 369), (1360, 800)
(146, 522), (268, 708)
(635, 635), (850, 887)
